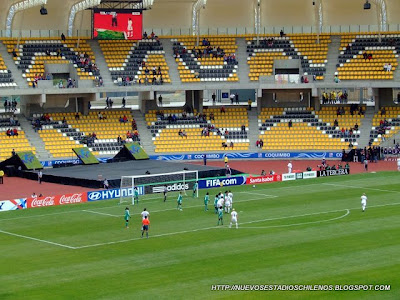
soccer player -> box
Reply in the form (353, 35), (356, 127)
(124, 207), (131, 228)
(177, 192), (183, 211)
(217, 206), (224, 225)
(361, 193), (367, 212)
(133, 187), (139, 205)
(230, 208), (238, 229)
(228, 190), (233, 205)
(141, 208), (149, 220)
(141, 215), (150, 238)
(214, 194), (219, 214)
(193, 181), (198, 198)
(217, 194), (224, 210)
(224, 195), (231, 214)
(163, 185), (167, 202)
(204, 192), (209, 211)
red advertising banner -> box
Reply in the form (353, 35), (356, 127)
(246, 175), (281, 185)
(26, 192), (87, 209)
(93, 11), (143, 40)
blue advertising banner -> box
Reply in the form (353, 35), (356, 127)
(198, 175), (247, 189)
(150, 152), (342, 161)
(87, 186), (145, 202)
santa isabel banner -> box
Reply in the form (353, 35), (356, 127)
(246, 175), (281, 185)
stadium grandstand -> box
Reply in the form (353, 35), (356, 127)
(0, 0), (398, 163)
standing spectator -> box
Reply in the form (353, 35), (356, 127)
(212, 93), (216, 105)
(235, 93), (239, 104)
(158, 94), (163, 106)
(287, 161), (293, 173)
(122, 97), (126, 108)
(38, 170), (43, 184)
(203, 154), (207, 166)
(0, 169), (3, 184)
(288, 120), (293, 129)
(61, 33), (66, 42)
(103, 178), (109, 189)
(230, 93), (235, 105)
(364, 159), (368, 172)
(11, 149), (16, 156)
(247, 98), (252, 111)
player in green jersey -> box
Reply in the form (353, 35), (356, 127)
(124, 207), (131, 228)
(217, 206), (224, 225)
(214, 195), (219, 214)
(204, 192), (209, 211)
(177, 192), (183, 211)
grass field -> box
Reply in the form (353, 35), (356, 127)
(1, 172), (400, 299)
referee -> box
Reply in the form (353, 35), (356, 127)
(141, 216), (150, 238)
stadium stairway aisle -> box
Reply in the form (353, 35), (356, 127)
(18, 117), (52, 160)
(131, 110), (156, 155)
(236, 38), (251, 84)
(0, 43), (27, 88)
(323, 35), (342, 83)
(248, 108), (260, 151)
(160, 39), (180, 85)
(358, 106), (375, 148)
(87, 40), (112, 86)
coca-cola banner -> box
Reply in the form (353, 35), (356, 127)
(246, 175), (281, 185)
(26, 192), (87, 209)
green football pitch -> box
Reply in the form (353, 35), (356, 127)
(1, 172), (400, 299)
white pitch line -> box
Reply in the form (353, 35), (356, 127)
(0, 229), (76, 249)
(82, 210), (120, 217)
(75, 226), (221, 249)
(239, 209), (350, 229)
(72, 202), (400, 249)
(323, 183), (400, 194)
(244, 192), (277, 197)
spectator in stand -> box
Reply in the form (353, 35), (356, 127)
(248, 98), (252, 111)
(334, 119), (339, 127)
(122, 97), (126, 108)
(12, 149), (16, 156)
(269, 170), (275, 175)
(304, 76), (309, 83)
(261, 170), (266, 176)
(62, 117), (67, 124)
(122, 115), (128, 123)
(178, 129), (183, 138)
(354, 123), (359, 131)
(241, 124), (246, 132)
(230, 93), (235, 105)
(280, 29), (285, 37)
(380, 107), (386, 116)
(61, 33), (66, 42)
(363, 52), (368, 60)
(182, 130), (187, 139)
(98, 112), (104, 120)
(158, 94), (163, 106)
(12, 128), (18, 136)
(220, 106), (225, 113)
(230, 141), (234, 149)
(288, 120), (293, 129)
(75, 112), (80, 120)
(117, 135), (122, 145)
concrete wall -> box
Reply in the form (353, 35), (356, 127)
(2, 0), (400, 35)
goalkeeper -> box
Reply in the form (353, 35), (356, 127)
(133, 187), (139, 205)
(124, 207), (131, 228)
(193, 181), (198, 198)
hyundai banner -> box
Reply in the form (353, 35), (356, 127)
(87, 186), (145, 201)
(198, 176), (247, 189)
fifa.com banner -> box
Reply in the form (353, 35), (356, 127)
(198, 175), (247, 189)
(87, 186), (145, 202)
(26, 192), (87, 209)
(246, 175), (281, 185)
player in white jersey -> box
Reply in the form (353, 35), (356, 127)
(217, 196), (224, 209)
(397, 158), (400, 171)
(228, 190), (233, 205)
(361, 193), (367, 212)
(229, 208), (238, 229)
(141, 208), (150, 219)
(224, 195), (231, 214)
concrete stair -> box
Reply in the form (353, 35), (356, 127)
(18, 116), (52, 161)
(357, 106), (375, 148)
(323, 35), (342, 83)
(131, 110), (155, 155)
(160, 38), (181, 85)
(0, 43), (29, 88)
(236, 38), (251, 84)
(247, 109), (259, 151)
(87, 40), (112, 86)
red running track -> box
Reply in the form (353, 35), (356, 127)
(0, 160), (397, 200)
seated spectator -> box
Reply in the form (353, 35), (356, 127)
(6, 128), (11, 136)
(75, 112), (80, 120)
(280, 29), (285, 37)
(220, 106), (225, 113)
(387, 63), (392, 72)
(12, 48), (17, 58)
(261, 170), (266, 176)
(367, 53), (373, 60)
(182, 130), (187, 139)
(304, 76), (309, 83)
(306, 166), (312, 171)
(269, 170), (275, 175)
(122, 115), (128, 123)
(383, 63), (388, 71)
(288, 120), (293, 129)
(230, 141), (234, 149)
(241, 125), (246, 132)
(209, 112), (215, 120)
(222, 142), (228, 148)
(62, 117), (67, 124)
(363, 52), (368, 60)
(13, 128), (18, 136)
(98, 112), (104, 120)
(117, 135), (122, 144)
(334, 119), (339, 127)
(380, 107), (386, 116)
(143, 32), (148, 39)
(354, 123), (359, 130)
(119, 116), (124, 123)
(178, 129), (183, 137)
(334, 75), (340, 83)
